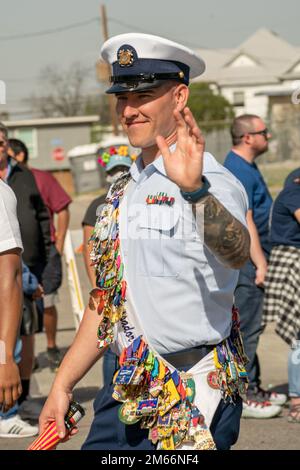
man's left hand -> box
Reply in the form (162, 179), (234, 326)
(255, 264), (267, 287)
(55, 240), (64, 256)
(156, 107), (205, 192)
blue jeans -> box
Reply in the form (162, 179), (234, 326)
(234, 261), (264, 391)
(103, 348), (118, 386)
(288, 340), (300, 397)
(0, 338), (22, 419)
(82, 360), (242, 450)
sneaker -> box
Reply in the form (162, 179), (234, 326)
(18, 398), (44, 422)
(0, 415), (38, 438)
(242, 399), (282, 419)
(47, 346), (62, 372)
(254, 386), (288, 406)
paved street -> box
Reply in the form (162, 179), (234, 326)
(1, 194), (299, 451)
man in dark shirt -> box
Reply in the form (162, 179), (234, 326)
(224, 114), (287, 418)
(264, 170), (300, 423)
(2, 161), (51, 271)
(0, 134), (51, 271)
(271, 171), (300, 247)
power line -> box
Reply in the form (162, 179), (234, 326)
(1, 15), (297, 90)
(0, 13), (298, 52)
(0, 17), (99, 41)
(0, 13), (208, 49)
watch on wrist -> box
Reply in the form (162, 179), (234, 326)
(180, 176), (211, 203)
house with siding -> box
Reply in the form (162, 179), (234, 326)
(194, 28), (300, 119)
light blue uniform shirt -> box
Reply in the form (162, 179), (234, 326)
(119, 149), (248, 355)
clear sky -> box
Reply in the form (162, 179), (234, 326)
(0, 0), (299, 116)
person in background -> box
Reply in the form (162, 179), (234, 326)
(263, 169), (300, 423)
(82, 149), (133, 385)
(8, 138), (72, 371)
(224, 114), (287, 418)
(0, 122), (34, 437)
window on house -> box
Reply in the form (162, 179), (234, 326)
(233, 91), (245, 107)
(11, 127), (38, 159)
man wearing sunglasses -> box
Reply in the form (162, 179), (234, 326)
(224, 114), (287, 419)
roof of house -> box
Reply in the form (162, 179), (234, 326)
(194, 28), (300, 87)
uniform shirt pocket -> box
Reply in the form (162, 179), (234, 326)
(137, 205), (182, 277)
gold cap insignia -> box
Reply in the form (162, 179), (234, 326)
(118, 49), (134, 67)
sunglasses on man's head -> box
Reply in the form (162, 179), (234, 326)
(239, 128), (269, 138)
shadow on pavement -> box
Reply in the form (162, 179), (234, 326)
(34, 347), (70, 372)
(269, 383), (288, 395)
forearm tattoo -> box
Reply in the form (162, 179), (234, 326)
(194, 194), (250, 269)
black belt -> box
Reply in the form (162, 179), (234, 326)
(162, 345), (215, 370)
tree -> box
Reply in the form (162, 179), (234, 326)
(84, 93), (111, 125)
(187, 82), (234, 132)
(29, 62), (91, 117)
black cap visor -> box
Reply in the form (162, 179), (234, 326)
(106, 79), (168, 94)
(106, 72), (185, 94)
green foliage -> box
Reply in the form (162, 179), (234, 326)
(187, 83), (234, 132)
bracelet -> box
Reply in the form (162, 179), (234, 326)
(180, 176), (211, 203)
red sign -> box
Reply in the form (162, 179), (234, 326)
(52, 147), (65, 161)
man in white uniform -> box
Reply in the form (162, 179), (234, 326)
(39, 33), (250, 450)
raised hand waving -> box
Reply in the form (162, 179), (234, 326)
(156, 107), (205, 192)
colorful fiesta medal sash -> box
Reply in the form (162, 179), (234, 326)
(89, 173), (248, 450)
(89, 172), (131, 348)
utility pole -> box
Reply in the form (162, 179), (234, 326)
(100, 4), (119, 136)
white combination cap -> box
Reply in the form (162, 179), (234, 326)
(100, 32), (206, 93)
